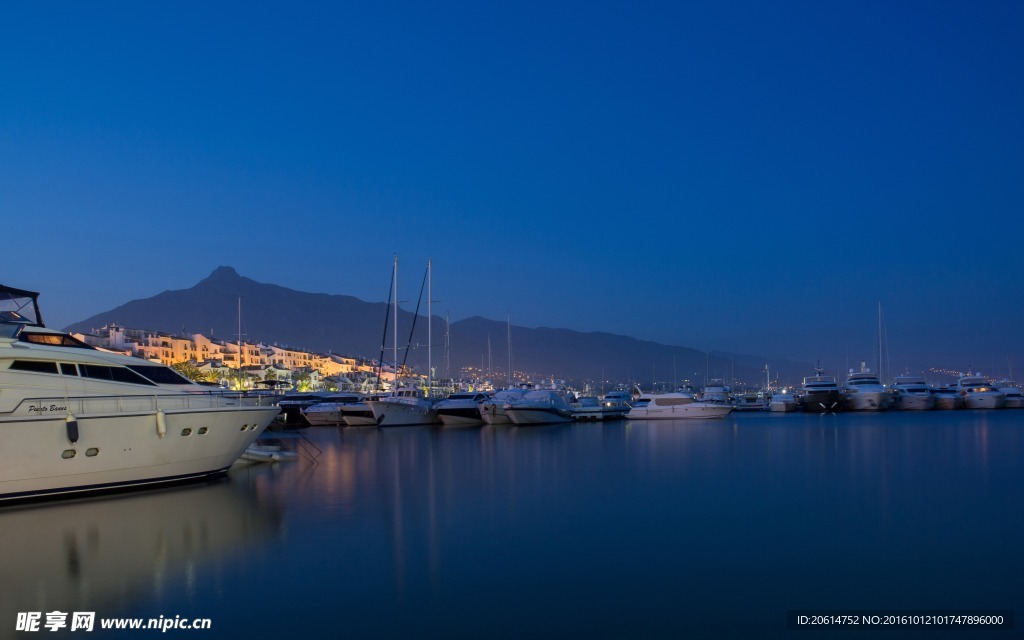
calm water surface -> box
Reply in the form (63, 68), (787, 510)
(3, 411), (1023, 639)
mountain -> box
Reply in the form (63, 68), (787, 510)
(66, 267), (808, 387)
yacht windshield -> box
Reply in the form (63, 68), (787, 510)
(0, 286), (43, 326)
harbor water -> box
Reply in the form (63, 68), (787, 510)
(3, 410), (1023, 638)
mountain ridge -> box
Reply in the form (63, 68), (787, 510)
(66, 267), (809, 387)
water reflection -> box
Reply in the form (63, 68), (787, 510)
(9, 411), (1020, 638)
(0, 477), (282, 629)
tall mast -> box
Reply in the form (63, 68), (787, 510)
(393, 255), (398, 394)
(237, 297), (242, 372)
(507, 313), (512, 388)
(877, 301), (883, 383)
(427, 258), (432, 398)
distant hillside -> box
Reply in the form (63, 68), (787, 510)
(66, 267), (808, 387)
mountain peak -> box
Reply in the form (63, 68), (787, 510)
(208, 266), (240, 279)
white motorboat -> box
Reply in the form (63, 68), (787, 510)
(598, 389), (633, 419)
(769, 388), (798, 412)
(954, 375), (1005, 410)
(842, 366), (889, 411)
(367, 387), (441, 427)
(0, 284), (281, 503)
(732, 391), (769, 411)
(277, 392), (331, 426)
(930, 386), (963, 410)
(626, 391), (733, 420)
(890, 375), (935, 411)
(302, 393), (365, 426)
(341, 395), (382, 426)
(799, 367), (844, 413)
(570, 396), (609, 421)
(701, 378), (731, 405)
(435, 392), (489, 427)
(505, 389), (575, 425)
(479, 387), (530, 425)
(994, 379), (1024, 408)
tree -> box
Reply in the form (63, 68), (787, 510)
(171, 361), (204, 382)
(293, 370), (312, 392)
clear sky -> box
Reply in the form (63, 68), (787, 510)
(2, 1), (1022, 379)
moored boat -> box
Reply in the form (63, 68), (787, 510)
(930, 386), (963, 410)
(599, 389), (633, 419)
(799, 366), (843, 413)
(732, 391), (769, 411)
(701, 378), (731, 405)
(842, 366), (889, 411)
(505, 389), (575, 425)
(302, 393), (366, 426)
(479, 387), (530, 425)
(994, 379), (1024, 408)
(0, 284), (281, 503)
(278, 392), (330, 426)
(954, 374), (1005, 410)
(626, 391), (733, 420)
(367, 387), (441, 427)
(769, 388), (798, 412)
(435, 392), (489, 427)
(890, 375), (935, 411)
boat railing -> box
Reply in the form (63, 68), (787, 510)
(5, 392), (275, 419)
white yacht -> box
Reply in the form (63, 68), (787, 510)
(599, 389), (633, 419)
(302, 393), (365, 426)
(505, 389), (575, 425)
(340, 394), (381, 426)
(842, 366), (889, 411)
(626, 391), (733, 420)
(890, 375), (935, 411)
(768, 388), (798, 412)
(994, 379), (1024, 408)
(0, 284), (281, 503)
(732, 391), (769, 411)
(435, 392), (489, 427)
(701, 378), (731, 405)
(930, 386), (963, 410)
(954, 375), (1005, 410)
(479, 387), (530, 425)
(569, 396), (604, 421)
(367, 387), (441, 427)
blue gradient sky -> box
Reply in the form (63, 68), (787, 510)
(3, 1), (1022, 378)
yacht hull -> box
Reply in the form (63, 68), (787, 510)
(933, 395), (962, 410)
(302, 408), (345, 426)
(505, 407), (573, 425)
(843, 392), (889, 411)
(962, 393), (1005, 410)
(437, 408), (484, 427)
(626, 403), (733, 420)
(367, 400), (440, 427)
(480, 402), (514, 425)
(893, 394), (935, 411)
(800, 391), (844, 413)
(0, 405), (280, 502)
(341, 405), (378, 426)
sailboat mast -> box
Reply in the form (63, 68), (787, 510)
(507, 313), (512, 389)
(427, 258), (432, 398)
(877, 301), (883, 383)
(237, 297), (242, 372)
(393, 256), (398, 394)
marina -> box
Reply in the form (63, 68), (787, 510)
(3, 410), (1022, 638)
